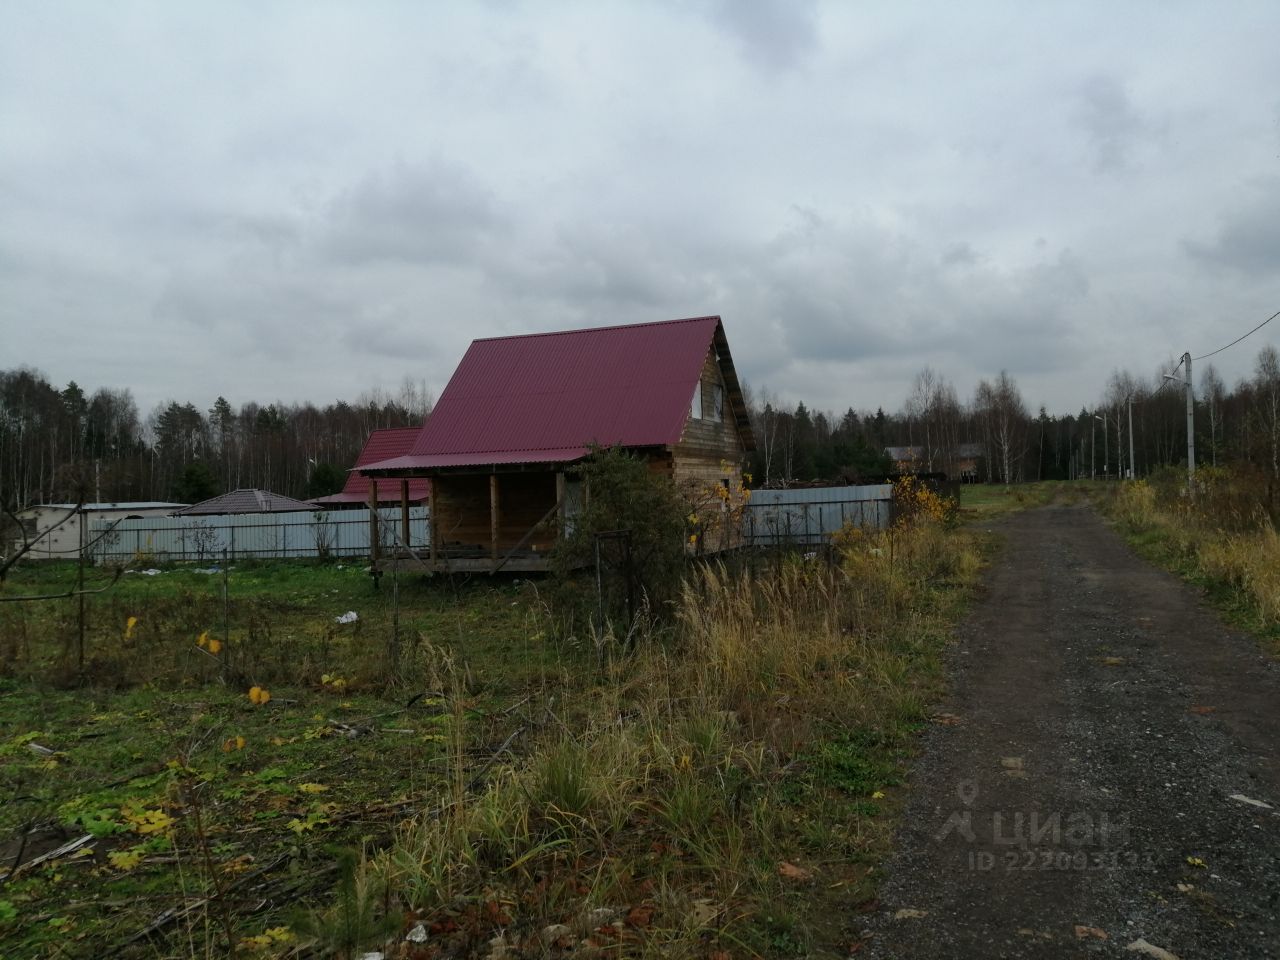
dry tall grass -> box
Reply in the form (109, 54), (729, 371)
(345, 505), (984, 958)
(1109, 468), (1280, 628)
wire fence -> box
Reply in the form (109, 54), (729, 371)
(88, 508), (429, 565)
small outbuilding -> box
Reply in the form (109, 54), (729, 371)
(8, 502), (189, 560)
(361, 315), (754, 572)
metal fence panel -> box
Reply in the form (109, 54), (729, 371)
(88, 508), (429, 564)
(743, 485), (892, 546)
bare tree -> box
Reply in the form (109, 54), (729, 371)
(1254, 346), (1280, 483)
(974, 372), (1029, 484)
(1200, 364), (1225, 468)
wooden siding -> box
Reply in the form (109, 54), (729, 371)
(671, 345), (748, 486)
(432, 472), (558, 554)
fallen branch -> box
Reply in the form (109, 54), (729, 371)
(0, 833), (93, 883)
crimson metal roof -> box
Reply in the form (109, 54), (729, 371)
(364, 316), (726, 472)
(312, 427), (430, 505)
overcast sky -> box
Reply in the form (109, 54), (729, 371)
(3, 1), (1279, 420)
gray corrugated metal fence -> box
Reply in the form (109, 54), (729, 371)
(743, 484), (892, 546)
(88, 508), (429, 564)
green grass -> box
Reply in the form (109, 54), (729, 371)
(0, 561), (553, 957)
(958, 480), (1078, 522)
(0, 520), (993, 958)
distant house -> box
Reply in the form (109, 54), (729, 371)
(361, 315), (754, 572)
(953, 443), (983, 482)
(174, 489), (318, 516)
(885, 446), (926, 474)
(885, 443), (983, 482)
(8, 502), (188, 560)
(310, 427), (430, 511)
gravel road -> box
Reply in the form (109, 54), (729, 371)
(864, 502), (1280, 959)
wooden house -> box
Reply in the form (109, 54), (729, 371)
(360, 315), (754, 573)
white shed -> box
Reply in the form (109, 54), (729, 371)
(9, 502), (188, 560)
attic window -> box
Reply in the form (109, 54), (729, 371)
(712, 384), (724, 420)
(691, 381), (703, 419)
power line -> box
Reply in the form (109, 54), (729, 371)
(1191, 309), (1280, 362)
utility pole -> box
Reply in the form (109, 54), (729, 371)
(1127, 395), (1136, 479)
(1095, 414), (1108, 478)
(1163, 352), (1195, 493)
(1090, 415), (1096, 479)
(1115, 409), (1123, 479)
(1184, 352), (1195, 490)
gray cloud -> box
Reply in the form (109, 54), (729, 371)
(324, 162), (507, 267)
(1183, 178), (1280, 276)
(1073, 75), (1154, 174)
(706, 0), (819, 71)
(4, 2), (1280, 418)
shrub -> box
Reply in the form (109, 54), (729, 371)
(549, 446), (688, 630)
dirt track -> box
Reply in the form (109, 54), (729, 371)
(865, 503), (1280, 959)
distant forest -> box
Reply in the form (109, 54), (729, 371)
(2, 345), (1279, 508)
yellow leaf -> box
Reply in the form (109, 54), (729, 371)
(197, 630), (209, 648)
(248, 686), (271, 705)
(871, 790), (886, 800)
(124, 616), (139, 639)
(208, 638), (222, 655)
(222, 735), (246, 752)
(123, 806), (174, 836)
(222, 854), (254, 874)
(108, 849), (143, 871)
(298, 782), (328, 794)
(1186, 856), (1206, 868)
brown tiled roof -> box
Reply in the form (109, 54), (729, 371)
(174, 489), (318, 515)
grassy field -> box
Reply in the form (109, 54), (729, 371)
(0, 564), (553, 958)
(956, 479), (1084, 521)
(1, 490), (995, 959)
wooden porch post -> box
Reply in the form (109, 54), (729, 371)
(369, 479), (379, 569)
(428, 476), (439, 568)
(555, 470), (566, 538)
(489, 473), (500, 567)
(400, 480), (410, 548)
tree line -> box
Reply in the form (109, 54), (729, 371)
(4, 344), (1278, 509)
(746, 369), (1036, 485)
(745, 343), (1280, 488)
(0, 367), (431, 509)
